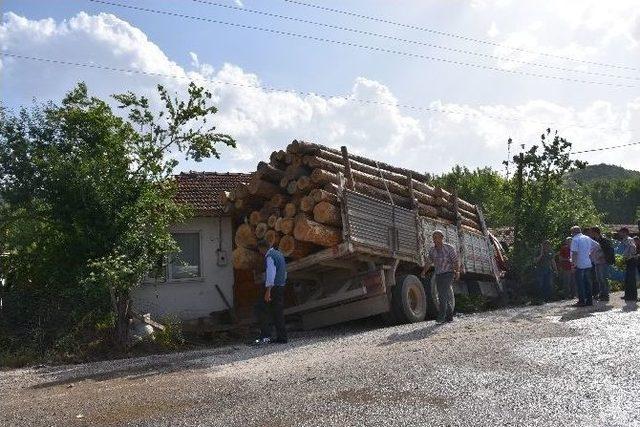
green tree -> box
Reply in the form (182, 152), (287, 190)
(0, 82), (234, 352)
(509, 129), (600, 279)
(580, 177), (640, 224)
(426, 166), (511, 227)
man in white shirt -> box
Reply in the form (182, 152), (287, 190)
(570, 226), (593, 306)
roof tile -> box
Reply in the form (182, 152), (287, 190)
(174, 171), (251, 216)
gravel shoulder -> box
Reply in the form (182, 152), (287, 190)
(2, 292), (639, 427)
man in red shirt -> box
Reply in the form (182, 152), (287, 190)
(557, 237), (575, 298)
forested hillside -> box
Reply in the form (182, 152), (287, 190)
(567, 163), (640, 184)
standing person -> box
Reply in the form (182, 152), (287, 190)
(585, 228), (606, 301)
(534, 240), (558, 301)
(252, 240), (288, 345)
(557, 237), (575, 298)
(570, 226), (594, 307)
(619, 227), (637, 301)
(590, 227), (614, 302)
(422, 230), (460, 323)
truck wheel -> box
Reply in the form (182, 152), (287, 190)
(391, 274), (427, 323)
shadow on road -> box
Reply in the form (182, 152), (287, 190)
(559, 303), (614, 322)
(29, 316), (390, 390)
(379, 323), (441, 346)
(622, 301), (638, 312)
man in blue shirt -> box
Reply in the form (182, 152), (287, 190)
(570, 226), (594, 307)
(252, 240), (288, 345)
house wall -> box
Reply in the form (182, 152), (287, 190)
(131, 216), (234, 321)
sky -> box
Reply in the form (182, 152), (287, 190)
(1, 0), (639, 175)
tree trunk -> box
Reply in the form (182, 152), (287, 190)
(248, 175), (280, 198)
(300, 195), (316, 213)
(278, 235), (316, 259)
(286, 180), (299, 195)
(235, 223), (257, 248)
(270, 193), (288, 209)
(249, 210), (266, 226)
(234, 182), (250, 200)
(111, 288), (130, 350)
(284, 201), (298, 218)
(310, 188), (339, 205)
(257, 161), (286, 183)
(313, 201), (342, 226)
(267, 214), (279, 228)
(294, 214), (342, 247)
(280, 218), (295, 235)
(265, 229), (282, 247)
(296, 175), (313, 192)
(292, 140), (433, 185)
(274, 217), (283, 232)
(255, 222), (268, 239)
(270, 149), (286, 164)
(233, 246), (262, 270)
(285, 165), (309, 180)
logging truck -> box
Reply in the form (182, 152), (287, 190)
(279, 176), (505, 329)
(229, 140), (506, 330)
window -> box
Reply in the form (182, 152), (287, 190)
(169, 232), (201, 280)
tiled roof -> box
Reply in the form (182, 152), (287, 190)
(174, 172), (252, 216)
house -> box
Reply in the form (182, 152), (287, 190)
(131, 171), (251, 324)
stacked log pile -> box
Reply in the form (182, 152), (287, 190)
(227, 140), (482, 270)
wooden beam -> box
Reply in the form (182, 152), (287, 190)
(341, 145), (355, 190)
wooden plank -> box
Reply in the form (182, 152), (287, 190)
(301, 294), (390, 330)
(285, 242), (353, 273)
(285, 287), (368, 315)
(340, 145), (355, 190)
(476, 205), (503, 292)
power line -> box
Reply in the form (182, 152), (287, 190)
(283, 0), (640, 73)
(84, 0), (638, 89)
(2, 52), (633, 133)
(572, 141), (640, 154)
(188, 0), (640, 82)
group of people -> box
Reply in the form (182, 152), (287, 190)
(535, 225), (639, 306)
(251, 229), (461, 345)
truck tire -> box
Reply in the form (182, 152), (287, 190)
(391, 274), (427, 323)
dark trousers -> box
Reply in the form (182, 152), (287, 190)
(624, 258), (638, 300)
(255, 286), (287, 340)
(536, 268), (553, 301)
(575, 268), (593, 305)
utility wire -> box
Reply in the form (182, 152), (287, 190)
(572, 141), (640, 154)
(283, 0), (639, 73)
(84, 0), (638, 89)
(188, 0), (640, 82)
(2, 52), (634, 133)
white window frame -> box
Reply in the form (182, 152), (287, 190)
(167, 230), (205, 283)
(142, 230), (205, 285)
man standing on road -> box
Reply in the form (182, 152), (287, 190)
(589, 227), (614, 302)
(252, 240), (288, 345)
(423, 230), (460, 323)
(570, 226), (593, 307)
(619, 227), (637, 301)
(557, 237), (575, 298)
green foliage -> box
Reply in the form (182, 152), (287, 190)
(426, 166), (511, 227)
(153, 318), (185, 350)
(580, 177), (640, 224)
(509, 130), (601, 280)
(567, 163), (640, 183)
(455, 294), (490, 313)
(0, 82), (234, 360)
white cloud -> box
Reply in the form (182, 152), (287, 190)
(1, 11), (638, 175)
(233, 0), (244, 7)
(471, 0), (639, 72)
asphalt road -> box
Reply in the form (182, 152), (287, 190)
(2, 291), (639, 427)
